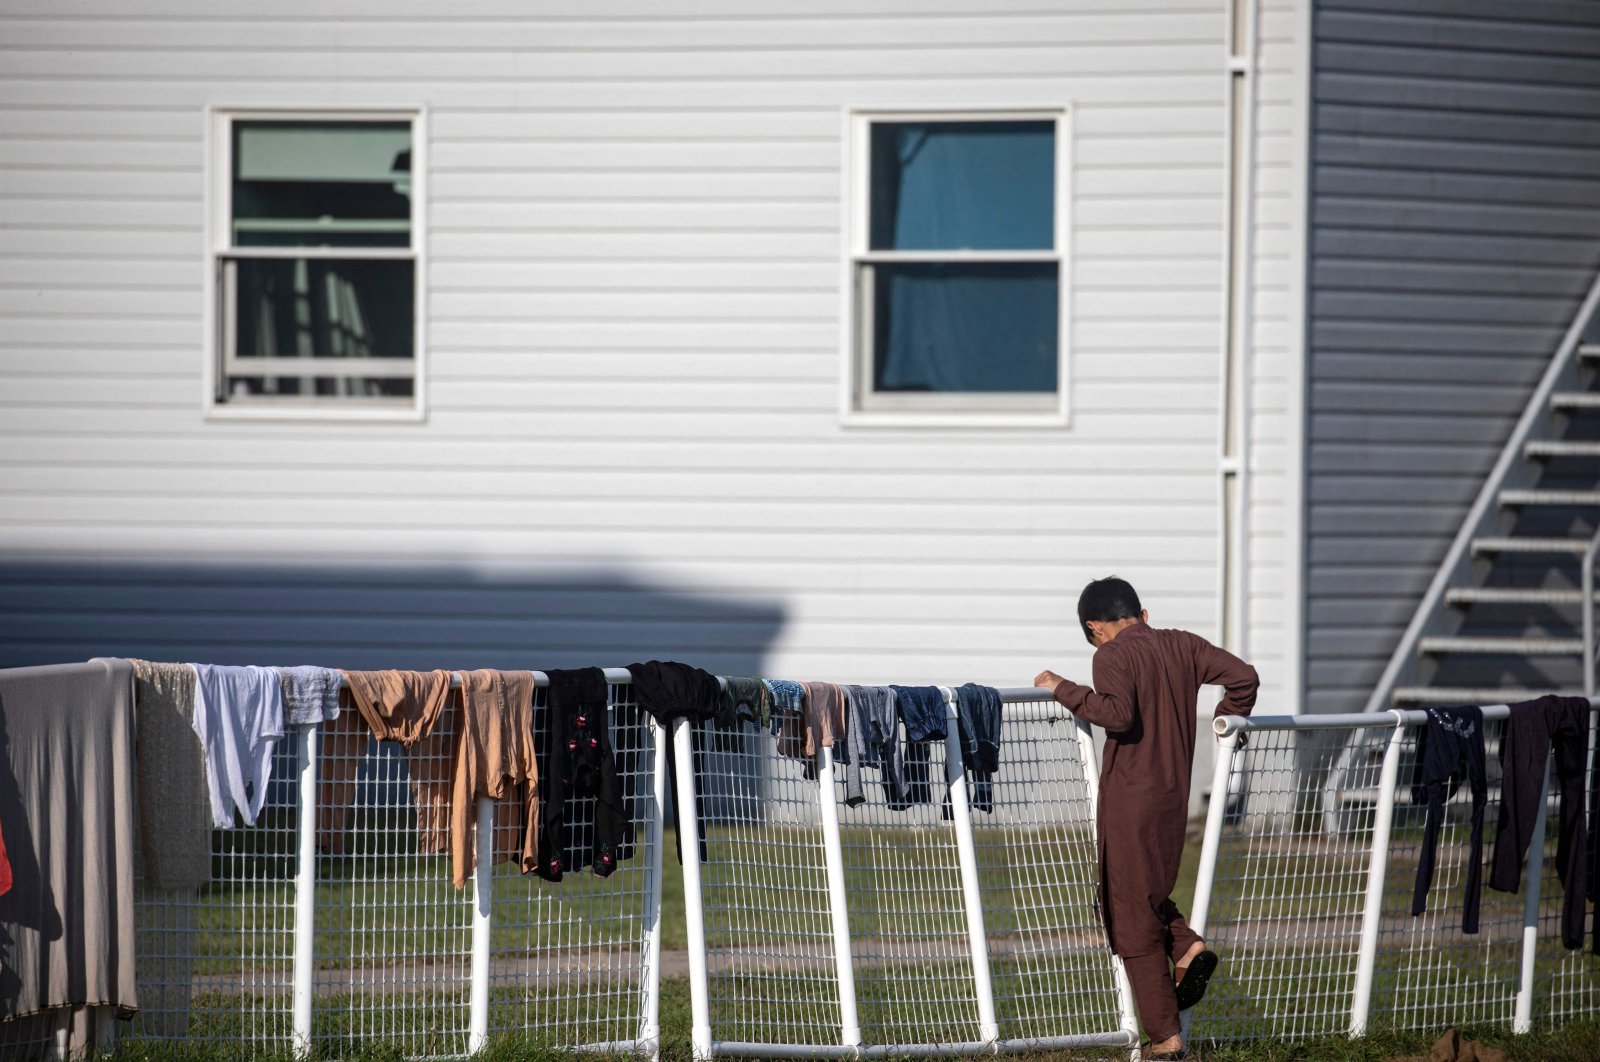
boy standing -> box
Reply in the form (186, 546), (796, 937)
(1034, 577), (1258, 1060)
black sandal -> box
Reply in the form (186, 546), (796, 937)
(1174, 948), (1218, 1011)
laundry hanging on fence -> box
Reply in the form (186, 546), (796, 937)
(944, 683), (1002, 816)
(329, 669), (458, 855)
(1408, 704), (1486, 933)
(0, 660), (139, 1036)
(842, 685), (908, 808)
(627, 660), (718, 865)
(275, 665), (342, 726)
(720, 675), (773, 733)
(1488, 694), (1596, 952)
(190, 663), (285, 829)
(128, 659), (212, 889)
(537, 668), (633, 880)
(780, 681), (846, 765)
(450, 670), (539, 889)
(889, 685), (946, 808)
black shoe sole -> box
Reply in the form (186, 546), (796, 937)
(1175, 949), (1218, 1011)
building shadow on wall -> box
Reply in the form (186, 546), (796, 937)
(0, 557), (786, 677)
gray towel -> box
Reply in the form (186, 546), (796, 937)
(128, 659), (212, 889)
(277, 665), (343, 725)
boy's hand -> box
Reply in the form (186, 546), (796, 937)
(1033, 670), (1064, 693)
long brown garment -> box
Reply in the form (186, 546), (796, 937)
(1051, 623), (1258, 958)
(336, 670), (457, 853)
(450, 670), (538, 889)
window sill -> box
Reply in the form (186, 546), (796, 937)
(203, 399), (426, 424)
(841, 408), (1069, 430)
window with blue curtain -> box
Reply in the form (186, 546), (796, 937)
(856, 117), (1061, 410)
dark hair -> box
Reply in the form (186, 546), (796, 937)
(1078, 576), (1142, 645)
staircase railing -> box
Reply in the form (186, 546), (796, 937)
(1584, 525), (1600, 697)
(1361, 270), (1600, 715)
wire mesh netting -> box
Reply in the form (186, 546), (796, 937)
(835, 732), (980, 1048)
(1188, 725), (1372, 1041)
(971, 705), (1124, 1044)
(694, 721), (842, 1049)
(312, 709), (472, 1059)
(123, 737), (300, 1053)
(1194, 710), (1600, 1044)
(487, 685), (659, 1049)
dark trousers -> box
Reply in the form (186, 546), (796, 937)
(1119, 900), (1203, 1042)
(1488, 695), (1594, 952)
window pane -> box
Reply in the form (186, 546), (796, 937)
(869, 121), (1054, 252)
(233, 258), (414, 359)
(871, 262), (1058, 393)
(225, 376), (415, 400)
(232, 121), (412, 247)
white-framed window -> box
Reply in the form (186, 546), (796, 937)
(206, 108), (424, 418)
(843, 109), (1069, 426)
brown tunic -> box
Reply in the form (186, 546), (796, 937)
(1051, 623), (1258, 957)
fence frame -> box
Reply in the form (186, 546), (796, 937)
(1190, 700), (1598, 1041)
(680, 686), (1139, 1060)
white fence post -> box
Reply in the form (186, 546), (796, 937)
(1350, 714), (1407, 1037)
(815, 742), (863, 1050)
(1072, 716), (1140, 1045)
(673, 718), (714, 1061)
(468, 795), (494, 1054)
(940, 688), (999, 1046)
(1513, 756), (1551, 1035)
(639, 714), (668, 1060)
(291, 722), (318, 1061)
(1190, 722), (1242, 938)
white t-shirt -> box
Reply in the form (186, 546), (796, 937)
(190, 664), (286, 828)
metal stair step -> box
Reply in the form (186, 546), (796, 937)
(1550, 392), (1600, 410)
(1471, 537), (1590, 556)
(1393, 686), (1587, 706)
(1525, 440), (1600, 458)
(1447, 586), (1595, 606)
(1581, 343), (1600, 359)
(1417, 635), (1583, 656)
(1499, 489), (1600, 508)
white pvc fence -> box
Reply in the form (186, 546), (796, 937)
(127, 669), (665, 1061)
(1188, 701), (1600, 1043)
(677, 687), (1137, 1059)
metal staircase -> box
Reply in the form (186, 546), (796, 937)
(1365, 274), (1600, 711)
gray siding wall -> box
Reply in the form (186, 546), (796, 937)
(1305, 0), (1600, 713)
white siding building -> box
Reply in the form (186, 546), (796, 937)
(2, 0), (1308, 716)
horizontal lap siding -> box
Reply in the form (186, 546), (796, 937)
(1305, 0), (1600, 713)
(0, 1), (1233, 685)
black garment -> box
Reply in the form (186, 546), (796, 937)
(535, 668), (633, 881)
(625, 660), (719, 865)
(1408, 705), (1486, 933)
(891, 685), (947, 743)
(625, 660), (722, 725)
(1488, 695), (1593, 951)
